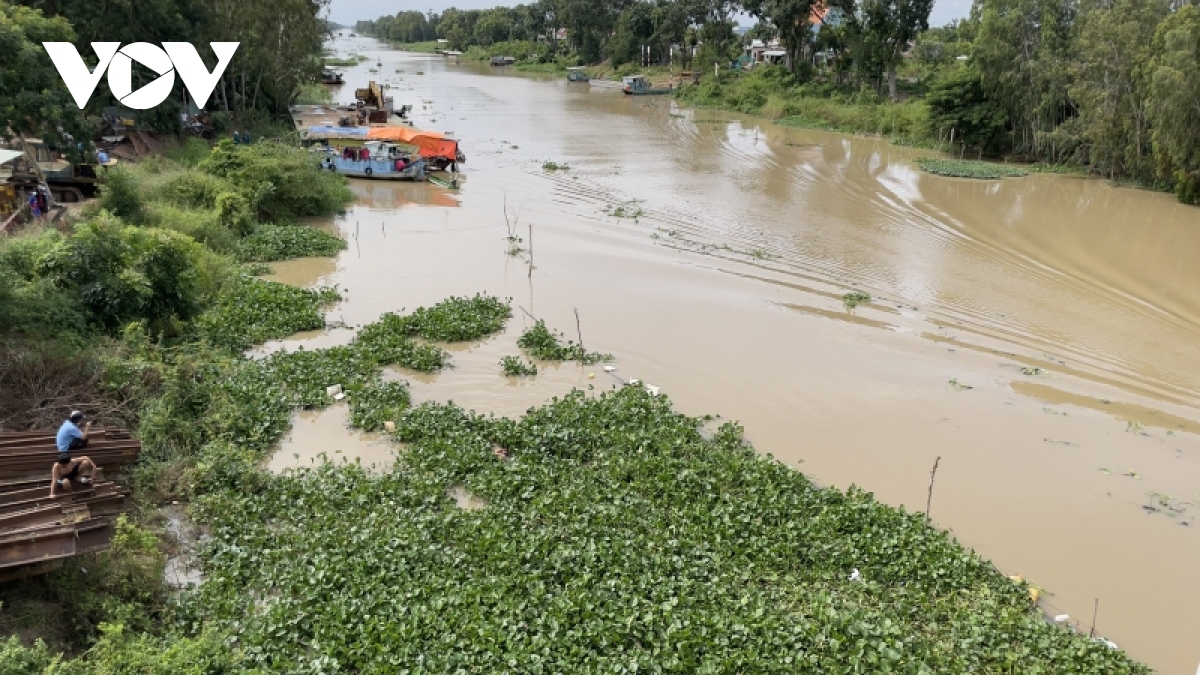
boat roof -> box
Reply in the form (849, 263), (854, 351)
(0, 149), (23, 165)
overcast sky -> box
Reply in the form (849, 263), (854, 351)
(325, 0), (972, 30)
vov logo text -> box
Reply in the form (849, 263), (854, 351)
(43, 42), (240, 110)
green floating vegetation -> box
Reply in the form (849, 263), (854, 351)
(191, 275), (340, 351)
(499, 354), (538, 376)
(518, 320), (613, 364)
(916, 158), (1030, 179)
(347, 380), (411, 432)
(843, 291), (872, 312)
(236, 224), (347, 263)
(185, 385), (1148, 673)
(542, 160), (570, 171)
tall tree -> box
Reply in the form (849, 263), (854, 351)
(742, 0), (822, 75)
(972, 0), (1077, 156)
(1146, 4), (1200, 204)
(857, 0), (933, 99)
(0, 1), (90, 153)
(1071, 0), (1169, 181)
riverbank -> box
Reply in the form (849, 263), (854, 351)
(0, 114), (1152, 673)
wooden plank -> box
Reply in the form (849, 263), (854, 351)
(0, 524), (77, 568)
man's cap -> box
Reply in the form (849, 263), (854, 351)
(69, 410), (84, 423)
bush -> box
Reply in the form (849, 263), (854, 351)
(34, 214), (211, 334)
(96, 166), (145, 223)
(200, 140), (353, 222)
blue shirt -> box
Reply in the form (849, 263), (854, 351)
(56, 421), (82, 452)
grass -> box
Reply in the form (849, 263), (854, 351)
(916, 158), (1030, 179)
(541, 160), (570, 171)
(293, 83), (333, 105)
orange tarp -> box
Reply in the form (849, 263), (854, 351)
(366, 127), (458, 159)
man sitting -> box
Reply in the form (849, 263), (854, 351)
(50, 453), (96, 498)
(56, 411), (92, 453)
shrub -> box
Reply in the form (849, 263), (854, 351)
(34, 214), (210, 334)
(200, 140), (353, 222)
(97, 166), (145, 223)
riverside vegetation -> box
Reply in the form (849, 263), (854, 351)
(358, 0), (1200, 205)
(0, 142), (1151, 672)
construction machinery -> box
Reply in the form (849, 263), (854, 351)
(1, 137), (114, 203)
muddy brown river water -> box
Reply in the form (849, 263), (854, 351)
(269, 35), (1200, 672)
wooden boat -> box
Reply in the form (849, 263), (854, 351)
(622, 75), (673, 96)
(321, 142), (426, 181)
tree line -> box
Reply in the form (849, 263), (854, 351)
(358, 0), (1200, 204)
(1, 0), (332, 147)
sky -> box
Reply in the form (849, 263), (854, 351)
(325, 0), (973, 30)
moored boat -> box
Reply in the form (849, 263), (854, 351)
(320, 141), (426, 181)
(566, 67), (589, 82)
(622, 75), (673, 95)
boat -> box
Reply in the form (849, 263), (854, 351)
(320, 142), (426, 181)
(566, 67), (589, 82)
(489, 56), (517, 66)
(320, 68), (344, 85)
(622, 75), (673, 96)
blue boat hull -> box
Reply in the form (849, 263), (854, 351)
(323, 158), (426, 181)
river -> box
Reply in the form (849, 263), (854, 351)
(272, 34), (1200, 673)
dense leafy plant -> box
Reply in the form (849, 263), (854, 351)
(499, 354), (538, 376)
(916, 158), (1030, 179)
(33, 214), (217, 334)
(236, 225), (347, 263)
(190, 275), (339, 351)
(200, 140), (353, 223)
(843, 291), (871, 312)
(182, 384), (1149, 673)
(347, 380), (412, 431)
(517, 320), (613, 364)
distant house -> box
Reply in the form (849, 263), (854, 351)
(745, 39), (786, 68)
(555, 28), (568, 41)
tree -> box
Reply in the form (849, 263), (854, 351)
(856, 0), (934, 99)
(926, 65), (1009, 153)
(1071, 0), (1169, 181)
(972, 0), (1077, 156)
(742, 0), (822, 75)
(1146, 4), (1200, 204)
(0, 2), (91, 154)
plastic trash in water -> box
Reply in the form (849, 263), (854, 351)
(588, 373), (595, 379)
(646, 385), (660, 396)
(629, 379), (641, 386)
(326, 384), (343, 396)
(603, 365), (616, 372)
(1053, 614), (1070, 623)
(849, 568), (862, 582)
(383, 421), (396, 432)
(333, 392), (346, 401)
